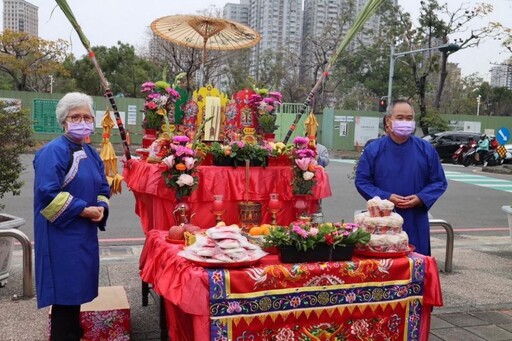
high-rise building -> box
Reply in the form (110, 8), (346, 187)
(3, 0), (38, 36)
(490, 63), (512, 90)
(224, 0), (303, 79)
(223, 0), (250, 26)
(301, 0), (352, 79)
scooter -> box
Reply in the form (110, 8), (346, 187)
(452, 140), (476, 164)
(463, 148), (504, 167)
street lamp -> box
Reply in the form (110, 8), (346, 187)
(476, 94), (481, 116)
(386, 43), (460, 103)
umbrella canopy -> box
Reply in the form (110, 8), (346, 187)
(151, 15), (260, 57)
(151, 15), (260, 84)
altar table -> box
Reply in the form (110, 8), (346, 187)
(140, 230), (443, 341)
(123, 158), (332, 233)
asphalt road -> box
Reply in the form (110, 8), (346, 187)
(2, 154), (510, 244)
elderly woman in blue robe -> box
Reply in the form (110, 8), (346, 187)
(355, 99), (447, 256)
(33, 92), (110, 340)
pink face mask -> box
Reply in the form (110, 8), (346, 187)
(391, 120), (415, 137)
(66, 121), (94, 140)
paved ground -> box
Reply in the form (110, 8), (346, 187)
(1, 232), (512, 340)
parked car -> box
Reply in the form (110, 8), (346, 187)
(504, 144), (512, 164)
(422, 131), (481, 162)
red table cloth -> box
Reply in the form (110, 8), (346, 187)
(140, 230), (443, 341)
(123, 159), (332, 234)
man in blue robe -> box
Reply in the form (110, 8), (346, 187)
(355, 99), (447, 255)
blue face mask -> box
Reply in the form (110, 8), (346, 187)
(66, 121), (94, 140)
(391, 120), (415, 137)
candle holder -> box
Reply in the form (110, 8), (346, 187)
(268, 193), (282, 225)
(211, 194), (226, 223)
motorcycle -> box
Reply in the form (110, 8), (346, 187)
(452, 140), (476, 164)
(463, 147), (504, 167)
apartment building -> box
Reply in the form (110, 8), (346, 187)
(3, 0), (38, 36)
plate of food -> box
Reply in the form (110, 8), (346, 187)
(165, 236), (185, 245)
(354, 245), (415, 258)
(177, 224), (268, 268)
(186, 258), (261, 269)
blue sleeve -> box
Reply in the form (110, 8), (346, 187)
(416, 145), (448, 209)
(354, 144), (392, 200)
(33, 142), (88, 229)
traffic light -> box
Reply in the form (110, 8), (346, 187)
(378, 98), (387, 112)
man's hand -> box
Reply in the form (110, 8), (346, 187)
(389, 194), (422, 209)
(80, 206), (105, 222)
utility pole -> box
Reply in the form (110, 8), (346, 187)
(476, 94), (481, 116)
(49, 75), (54, 94)
(387, 43), (460, 102)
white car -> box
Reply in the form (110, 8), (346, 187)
(505, 144), (512, 164)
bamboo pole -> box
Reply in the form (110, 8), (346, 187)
(282, 0), (386, 144)
(55, 0), (131, 159)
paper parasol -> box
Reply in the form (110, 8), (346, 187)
(151, 15), (260, 85)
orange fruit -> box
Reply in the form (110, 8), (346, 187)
(249, 226), (263, 236)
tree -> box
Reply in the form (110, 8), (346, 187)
(0, 100), (34, 209)
(0, 29), (69, 91)
(394, 0), (498, 134)
(66, 42), (160, 97)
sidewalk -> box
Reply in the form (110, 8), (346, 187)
(1, 233), (512, 340)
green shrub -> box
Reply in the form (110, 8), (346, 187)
(0, 99), (34, 209)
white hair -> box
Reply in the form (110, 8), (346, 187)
(55, 92), (94, 125)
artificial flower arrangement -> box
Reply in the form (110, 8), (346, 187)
(268, 141), (293, 157)
(263, 221), (371, 252)
(160, 135), (199, 199)
(291, 136), (317, 195)
(249, 88), (283, 134)
(208, 140), (271, 167)
(141, 80), (181, 131)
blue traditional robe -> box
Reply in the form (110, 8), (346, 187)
(33, 136), (110, 309)
(355, 135), (447, 255)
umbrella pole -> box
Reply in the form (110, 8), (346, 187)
(200, 39), (207, 87)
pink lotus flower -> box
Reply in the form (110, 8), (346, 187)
(162, 155), (175, 169)
(295, 157), (312, 171)
(183, 156), (196, 170)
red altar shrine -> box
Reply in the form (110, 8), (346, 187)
(140, 230), (443, 341)
(123, 158), (332, 233)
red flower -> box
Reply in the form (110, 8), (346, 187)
(325, 234), (334, 245)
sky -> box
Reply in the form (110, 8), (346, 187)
(1, 0), (510, 81)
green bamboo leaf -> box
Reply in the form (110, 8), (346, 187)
(329, 0), (386, 66)
(55, 0), (91, 49)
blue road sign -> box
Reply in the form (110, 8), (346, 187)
(496, 127), (510, 145)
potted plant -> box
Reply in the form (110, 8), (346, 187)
(0, 99), (33, 285)
(208, 142), (235, 167)
(140, 81), (181, 148)
(258, 114), (278, 138)
(263, 221), (371, 263)
(230, 141), (270, 167)
(248, 89), (283, 140)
